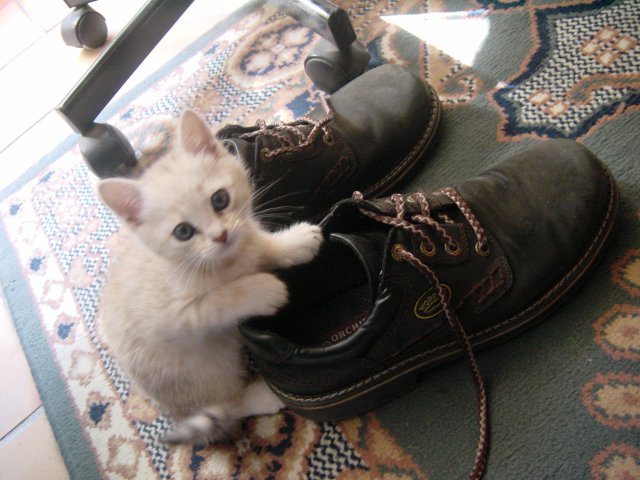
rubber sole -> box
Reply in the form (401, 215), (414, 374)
(270, 165), (619, 422)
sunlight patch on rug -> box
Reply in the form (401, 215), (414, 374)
(381, 10), (490, 66)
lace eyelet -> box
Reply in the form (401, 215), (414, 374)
(260, 148), (272, 163)
(391, 243), (406, 262)
(445, 242), (461, 256)
(475, 242), (490, 256)
(323, 133), (335, 146)
(420, 241), (436, 257)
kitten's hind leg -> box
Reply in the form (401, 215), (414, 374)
(161, 378), (284, 445)
(161, 409), (239, 446)
(226, 377), (285, 419)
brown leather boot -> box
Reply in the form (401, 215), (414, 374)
(240, 139), (619, 479)
(218, 64), (441, 225)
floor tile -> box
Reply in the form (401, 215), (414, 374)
(0, 110), (74, 192)
(0, 1), (41, 68)
(0, 0), (251, 177)
(0, 408), (69, 480)
(0, 0), (152, 153)
(0, 293), (41, 440)
(17, 0), (68, 32)
(0, 0), (247, 154)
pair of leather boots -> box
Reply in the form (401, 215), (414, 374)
(218, 64), (617, 479)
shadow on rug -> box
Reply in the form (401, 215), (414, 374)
(1, 0), (639, 478)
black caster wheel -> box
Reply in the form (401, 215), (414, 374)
(304, 38), (371, 93)
(61, 5), (108, 49)
(80, 123), (138, 178)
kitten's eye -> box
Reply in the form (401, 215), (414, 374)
(211, 188), (230, 212)
(172, 222), (196, 241)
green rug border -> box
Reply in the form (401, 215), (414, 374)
(0, 2), (263, 478)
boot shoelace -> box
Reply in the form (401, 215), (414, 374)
(353, 189), (489, 480)
(238, 96), (335, 161)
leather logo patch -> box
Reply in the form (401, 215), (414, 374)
(414, 284), (451, 319)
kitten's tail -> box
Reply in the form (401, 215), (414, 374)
(162, 406), (239, 445)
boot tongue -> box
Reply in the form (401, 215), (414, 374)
(329, 231), (386, 300)
(218, 122), (315, 171)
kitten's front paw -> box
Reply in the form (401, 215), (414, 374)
(278, 222), (323, 267)
(250, 273), (289, 316)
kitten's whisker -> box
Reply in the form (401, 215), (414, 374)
(249, 176), (285, 204)
(230, 216), (244, 236)
(258, 221), (288, 230)
(202, 248), (220, 273)
(168, 254), (193, 281)
(245, 179), (284, 215)
(252, 190), (308, 211)
(236, 197), (255, 222)
(170, 252), (204, 287)
(255, 206), (306, 215)
(253, 216), (293, 225)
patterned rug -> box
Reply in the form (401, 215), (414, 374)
(1, 0), (639, 478)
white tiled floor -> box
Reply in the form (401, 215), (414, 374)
(0, 1), (249, 477)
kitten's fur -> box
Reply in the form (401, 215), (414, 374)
(98, 110), (322, 445)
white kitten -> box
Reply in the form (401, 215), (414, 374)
(98, 110), (322, 444)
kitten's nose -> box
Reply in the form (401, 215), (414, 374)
(213, 230), (228, 244)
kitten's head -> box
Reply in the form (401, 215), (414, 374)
(99, 110), (255, 267)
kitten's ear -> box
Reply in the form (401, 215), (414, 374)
(179, 109), (220, 155)
(98, 179), (144, 226)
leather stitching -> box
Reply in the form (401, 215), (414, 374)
(313, 145), (357, 195)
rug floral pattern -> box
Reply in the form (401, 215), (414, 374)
(1, 0), (639, 478)
(587, 212), (640, 478)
